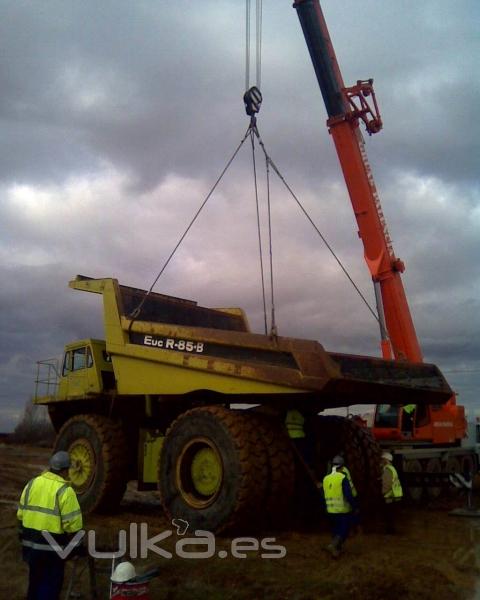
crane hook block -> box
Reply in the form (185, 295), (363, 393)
(244, 86), (262, 117)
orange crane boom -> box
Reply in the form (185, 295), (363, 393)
(293, 0), (421, 363)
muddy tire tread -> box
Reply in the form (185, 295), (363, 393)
(56, 414), (128, 513)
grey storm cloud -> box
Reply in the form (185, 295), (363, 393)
(0, 0), (479, 430)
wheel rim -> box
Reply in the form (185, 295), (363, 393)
(68, 438), (96, 493)
(176, 437), (223, 508)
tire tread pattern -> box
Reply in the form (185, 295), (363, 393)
(55, 414), (128, 513)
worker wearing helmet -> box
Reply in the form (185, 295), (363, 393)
(285, 408), (306, 441)
(322, 455), (356, 558)
(381, 451), (403, 534)
(285, 408), (313, 466)
(17, 450), (83, 600)
(401, 404), (416, 436)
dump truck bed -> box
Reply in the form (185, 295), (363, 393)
(70, 276), (452, 409)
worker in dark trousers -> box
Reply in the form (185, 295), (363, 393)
(285, 408), (307, 453)
(285, 408), (315, 467)
(381, 451), (403, 534)
(323, 455), (356, 558)
(402, 404), (416, 436)
(17, 451), (83, 600)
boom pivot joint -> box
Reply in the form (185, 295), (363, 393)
(329, 79), (383, 136)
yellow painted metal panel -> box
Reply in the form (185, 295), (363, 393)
(112, 354), (305, 395)
(143, 431), (164, 483)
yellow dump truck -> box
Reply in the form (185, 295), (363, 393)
(35, 275), (452, 531)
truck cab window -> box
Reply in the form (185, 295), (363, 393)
(375, 404), (400, 428)
(62, 351), (72, 376)
(72, 347), (93, 371)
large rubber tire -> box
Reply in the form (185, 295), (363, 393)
(312, 415), (382, 508)
(249, 414), (295, 528)
(55, 414), (128, 513)
(159, 406), (268, 533)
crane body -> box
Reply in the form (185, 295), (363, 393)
(293, 0), (474, 489)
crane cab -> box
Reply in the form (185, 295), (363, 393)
(373, 402), (467, 446)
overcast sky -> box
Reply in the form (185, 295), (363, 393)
(1, 1), (478, 431)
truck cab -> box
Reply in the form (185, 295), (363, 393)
(35, 339), (115, 403)
(58, 339), (115, 400)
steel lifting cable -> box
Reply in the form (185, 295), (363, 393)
(256, 0), (262, 90)
(265, 152), (277, 336)
(249, 127), (268, 335)
(129, 127), (251, 321)
(245, 0), (251, 91)
(252, 126), (382, 328)
(245, 0), (262, 90)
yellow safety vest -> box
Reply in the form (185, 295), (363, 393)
(285, 409), (305, 439)
(383, 464), (403, 503)
(17, 471), (83, 550)
(342, 466), (358, 498)
(403, 404), (416, 415)
(323, 470), (351, 514)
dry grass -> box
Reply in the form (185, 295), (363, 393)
(8, 399), (55, 446)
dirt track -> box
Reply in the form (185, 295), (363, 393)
(1, 443), (479, 599)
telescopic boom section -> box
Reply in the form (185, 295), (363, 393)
(294, 0), (422, 363)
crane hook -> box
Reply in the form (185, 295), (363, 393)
(243, 86), (262, 118)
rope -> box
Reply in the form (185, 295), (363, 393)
(130, 127), (251, 321)
(250, 128), (268, 334)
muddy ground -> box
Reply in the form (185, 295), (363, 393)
(1, 443), (479, 600)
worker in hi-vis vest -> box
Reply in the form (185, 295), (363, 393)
(285, 408), (305, 440)
(401, 403), (416, 435)
(17, 451), (83, 600)
(285, 408), (314, 468)
(381, 451), (403, 534)
(322, 455), (357, 558)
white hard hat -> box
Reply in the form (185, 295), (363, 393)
(382, 451), (393, 462)
(111, 561), (136, 583)
(49, 451), (71, 471)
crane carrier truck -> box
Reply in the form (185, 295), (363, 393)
(294, 0), (478, 499)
